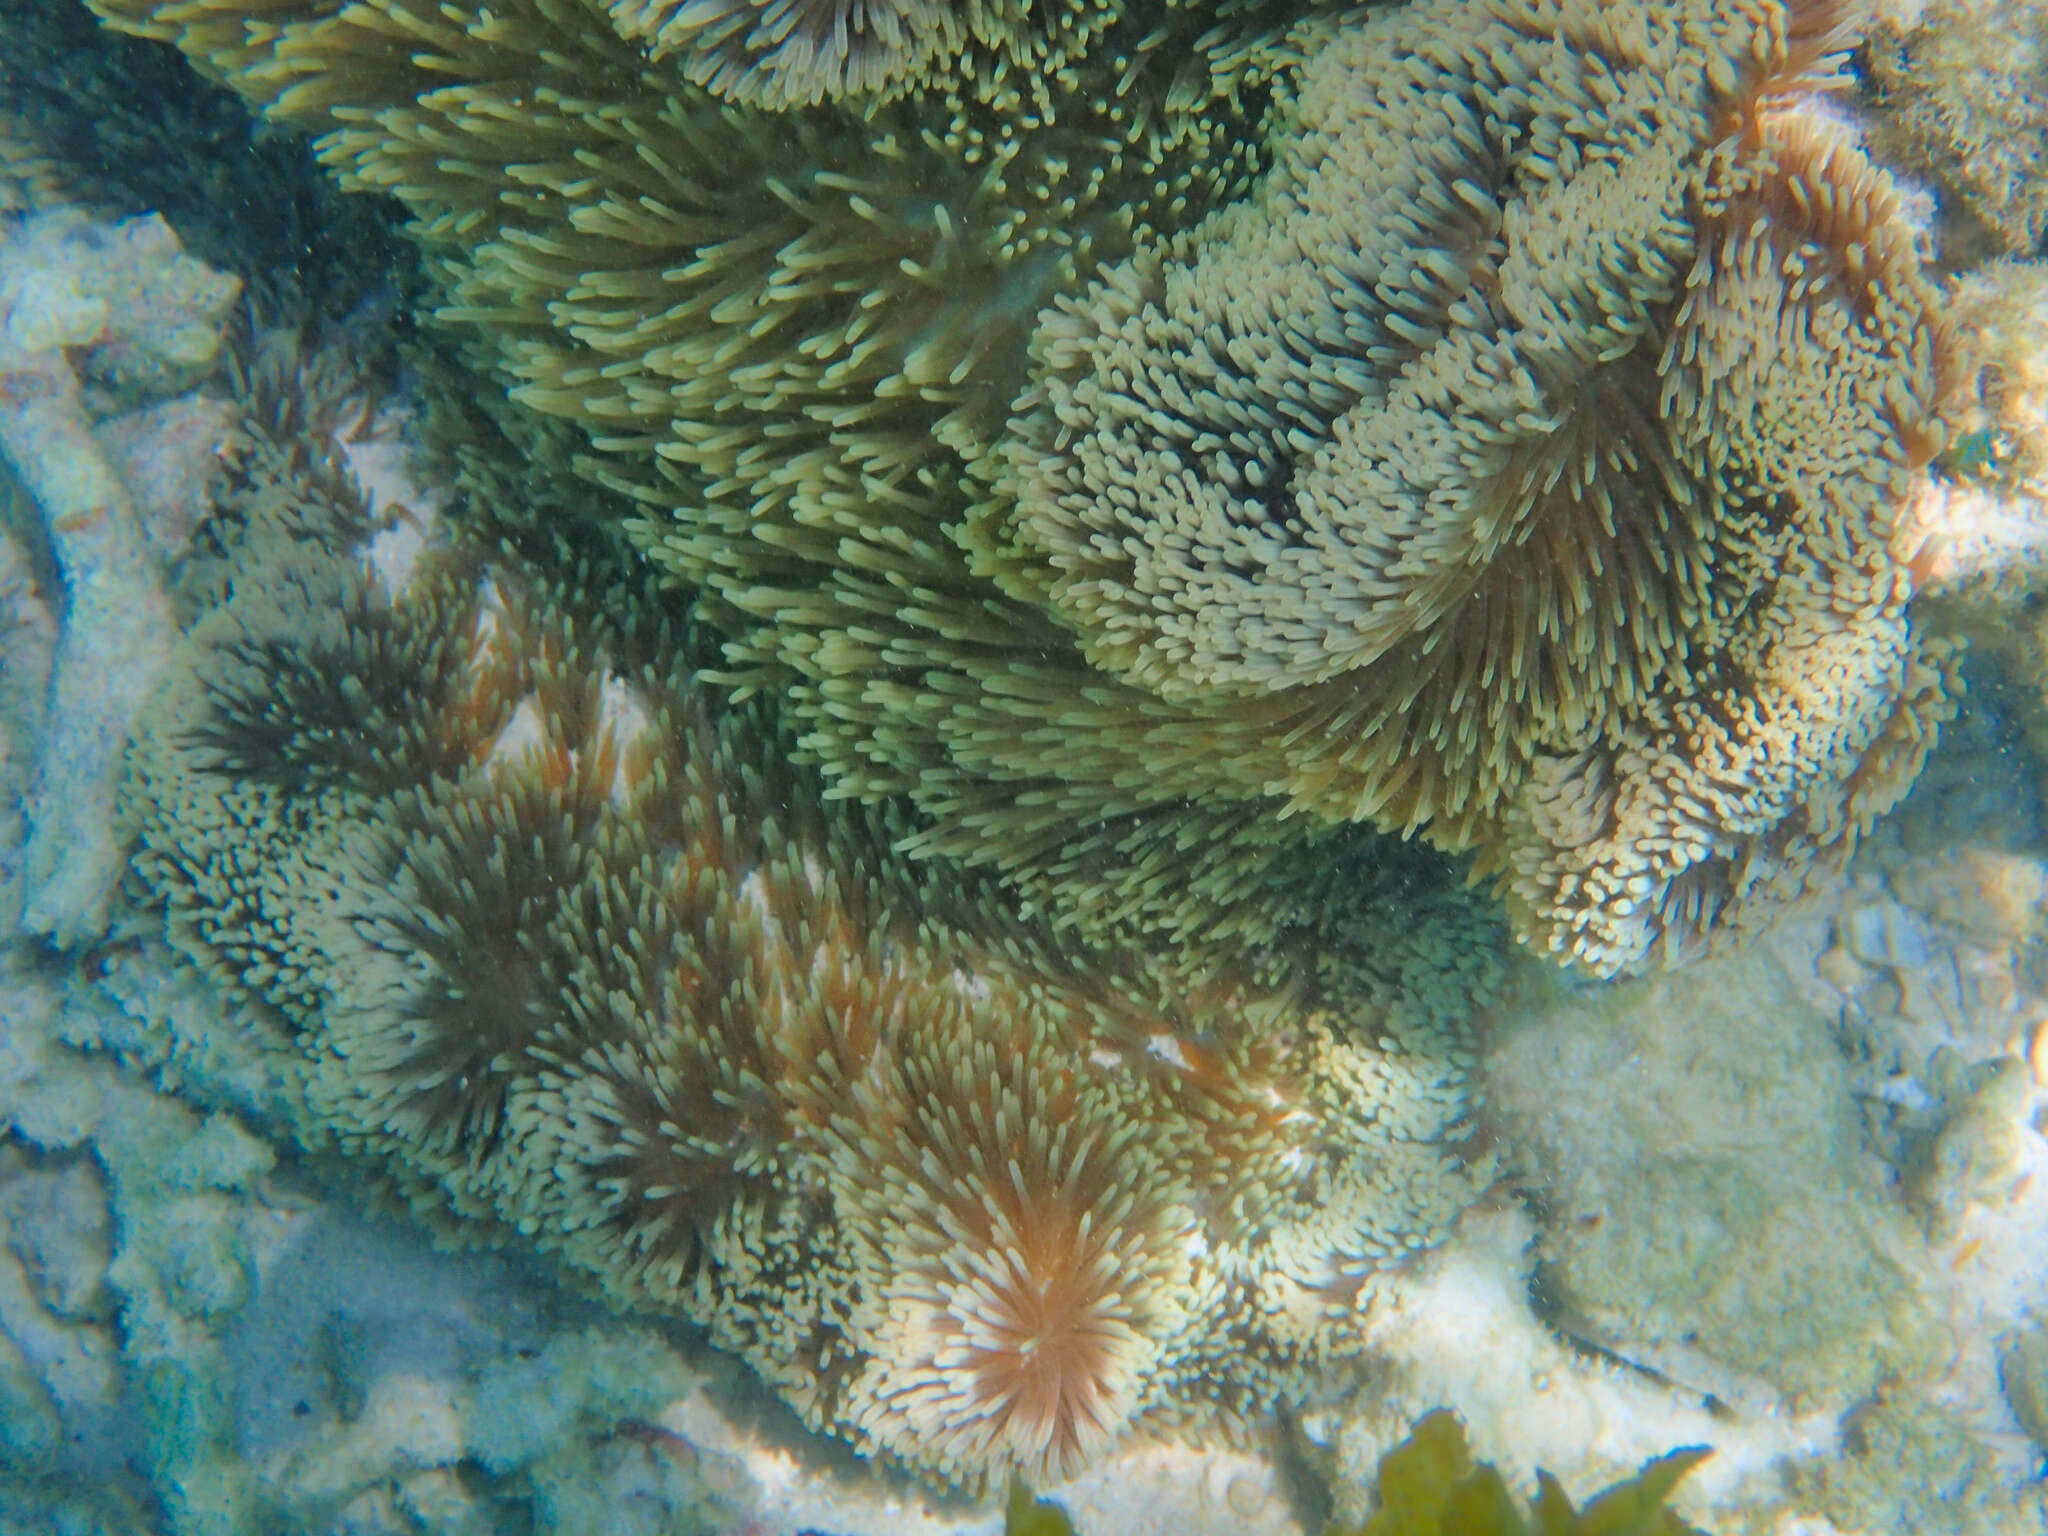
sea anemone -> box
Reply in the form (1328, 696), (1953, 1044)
(987, 0), (1959, 969)
(111, 0), (1959, 970)
(86, 0), (1386, 955)
(126, 359), (1491, 1483)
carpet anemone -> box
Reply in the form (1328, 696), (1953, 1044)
(94, 0), (1965, 971)
(986, 0), (1962, 970)
(96, 0), (1970, 1471)
(85, 0), (1381, 955)
(73, 0), (1989, 1499)
(126, 367), (1490, 1483)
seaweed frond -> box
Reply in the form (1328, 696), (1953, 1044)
(1004, 1479), (1077, 1536)
(1331, 1412), (1709, 1536)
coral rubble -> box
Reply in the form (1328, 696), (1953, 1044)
(89, 0), (1963, 973)
(0, 931), (756, 1536)
(0, 203), (238, 943)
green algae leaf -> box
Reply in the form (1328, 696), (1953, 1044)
(1440, 1469), (1527, 1534)
(1561, 1446), (1713, 1536)
(1333, 1412), (1710, 1536)
(1005, 1479), (1077, 1536)
(1361, 1411), (1517, 1532)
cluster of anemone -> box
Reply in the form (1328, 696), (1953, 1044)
(81, 0), (1313, 953)
(97, 0), (1965, 975)
(128, 355), (1489, 1485)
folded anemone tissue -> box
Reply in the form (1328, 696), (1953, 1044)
(3, 1), (2048, 1534)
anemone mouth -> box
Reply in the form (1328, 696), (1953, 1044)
(859, 1229), (1160, 1480)
(838, 1071), (1179, 1480)
(608, 0), (959, 106)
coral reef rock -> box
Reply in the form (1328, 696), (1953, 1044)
(1484, 946), (1946, 1412)
(0, 205), (237, 943)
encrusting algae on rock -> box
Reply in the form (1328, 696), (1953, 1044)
(90, 0), (1965, 976)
